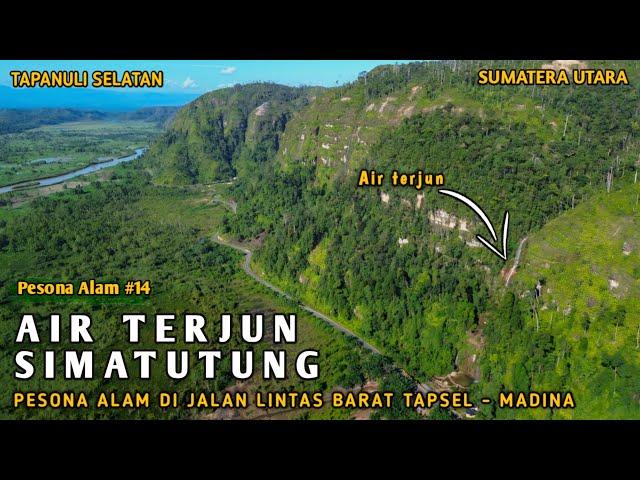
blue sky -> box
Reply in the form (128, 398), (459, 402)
(0, 60), (417, 109)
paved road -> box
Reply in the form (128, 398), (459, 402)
(505, 237), (528, 286)
(212, 235), (382, 355)
(208, 185), (381, 354)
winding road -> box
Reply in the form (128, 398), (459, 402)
(212, 234), (382, 355)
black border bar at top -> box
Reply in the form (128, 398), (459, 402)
(1, 20), (638, 60)
(2, 44), (637, 61)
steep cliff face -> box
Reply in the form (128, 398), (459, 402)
(144, 83), (319, 184)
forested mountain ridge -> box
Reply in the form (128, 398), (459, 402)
(147, 61), (640, 417)
(230, 60), (640, 260)
(143, 83), (323, 184)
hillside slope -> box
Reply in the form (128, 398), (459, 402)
(277, 60), (638, 183)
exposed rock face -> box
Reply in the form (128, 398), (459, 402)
(429, 209), (458, 229)
(254, 102), (268, 116)
(465, 238), (482, 248)
(428, 210), (475, 240)
(378, 97), (396, 113)
(398, 105), (415, 117)
(541, 60), (588, 71)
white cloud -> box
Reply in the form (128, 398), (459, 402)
(220, 66), (237, 75)
(182, 77), (198, 89)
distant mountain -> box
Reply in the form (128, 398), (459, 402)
(0, 105), (182, 134)
(118, 106), (179, 127)
(0, 85), (198, 111)
(0, 108), (108, 134)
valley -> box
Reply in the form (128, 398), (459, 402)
(0, 119), (160, 187)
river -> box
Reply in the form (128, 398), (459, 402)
(0, 148), (147, 194)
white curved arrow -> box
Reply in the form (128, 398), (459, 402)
(438, 189), (509, 261)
